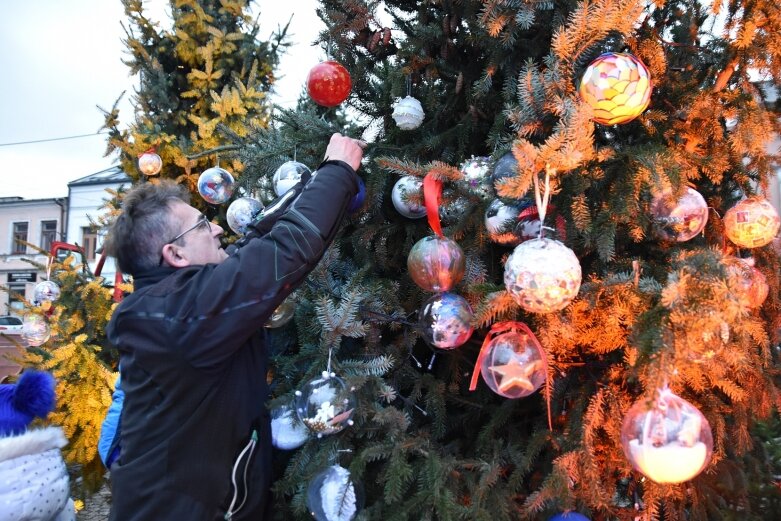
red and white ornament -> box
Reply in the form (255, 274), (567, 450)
(474, 323), (547, 399)
(621, 387), (713, 484)
(306, 60), (352, 107)
(503, 238), (581, 313)
(723, 196), (780, 248)
(407, 235), (465, 293)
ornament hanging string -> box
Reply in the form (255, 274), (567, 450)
(423, 172), (444, 237)
(45, 254), (53, 282)
(468, 321), (553, 430)
(406, 75), (412, 97)
(531, 165), (554, 240)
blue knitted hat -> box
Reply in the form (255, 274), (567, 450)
(0, 370), (56, 437)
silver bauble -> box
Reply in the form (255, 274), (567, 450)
(197, 167), (235, 205)
(392, 96), (425, 130)
(226, 197), (263, 235)
(439, 194), (470, 226)
(273, 161), (311, 197)
(418, 292), (474, 349)
(459, 156), (495, 201)
(33, 280), (61, 303)
(391, 176), (427, 219)
(503, 238), (581, 313)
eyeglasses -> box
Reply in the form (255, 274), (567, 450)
(159, 213), (212, 266)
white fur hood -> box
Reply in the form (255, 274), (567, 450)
(0, 426), (68, 463)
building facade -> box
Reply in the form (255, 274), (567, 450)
(0, 197), (67, 314)
(66, 167), (130, 280)
(0, 167), (130, 315)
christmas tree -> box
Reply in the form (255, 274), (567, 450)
(223, 0), (781, 519)
(102, 0), (288, 194)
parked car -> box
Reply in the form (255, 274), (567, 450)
(0, 316), (23, 335)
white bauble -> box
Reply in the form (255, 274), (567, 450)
(503, 238), (581, 313)
(391, 176), (427, 219)
(270, 405), (309, 450)
(392, 96), (425, 130)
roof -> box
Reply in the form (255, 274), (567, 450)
(68, 166), (131, 187)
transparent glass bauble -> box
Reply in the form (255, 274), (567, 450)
(197, 167), (235, 205)
(392, 95), (425, 130)
(723, 256), (768, 309)
(458, 156), (494, 201)
(273, 161), (311, 197)
(22, 315), (50, 347)
(621, 387), (713, 484)
(391, 176), (426, 219)
(33, 280), (61, 303)
(484, 199), (522, 245)
(226, 197), (263, 235)
(270, 403), (309, 450)
(306, 465), (363, 521)
(480, 330), (546, 399)
(650, 187), (709, 242)
(138, 151), (162, 176)
(579, 52), (652, 125)
(265, 298), (296, 328)
(295, 374), (356, 437)
(503, 238), (582, 313)
(723, 196), (781, 248)
(407, 236), (465, 293)
(418, 292), (474, 349)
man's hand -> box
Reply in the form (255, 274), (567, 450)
(324, 133), (367, 172)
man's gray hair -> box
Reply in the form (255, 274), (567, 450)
(104, 180), (190, 276)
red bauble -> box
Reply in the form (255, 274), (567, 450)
(306, 61), (352, 107)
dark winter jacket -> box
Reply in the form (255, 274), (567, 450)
(106, 160), (359, 520)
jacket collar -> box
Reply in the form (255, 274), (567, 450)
(132, 266), (178, 290)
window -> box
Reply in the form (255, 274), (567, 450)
(11, 222), (28, 254)
(40, 220), (57, 253)
(81, 227), (98, 261)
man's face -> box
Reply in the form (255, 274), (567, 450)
(166, 201), (228, 266)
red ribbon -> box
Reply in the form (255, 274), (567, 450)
(469, 320), (553, 430)
(423, 172), (444, 237)
(138, 147), (157, 158)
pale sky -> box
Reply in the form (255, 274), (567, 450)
(0, 0), (324, 200)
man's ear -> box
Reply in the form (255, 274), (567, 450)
(160, 243), (190, 268)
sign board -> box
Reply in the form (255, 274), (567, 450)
(7, 272), (36, 283)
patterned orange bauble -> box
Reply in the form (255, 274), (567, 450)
(723, 197), (781, 248)
(579, 52), (652, 125)
(306, 60), (352, 107)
